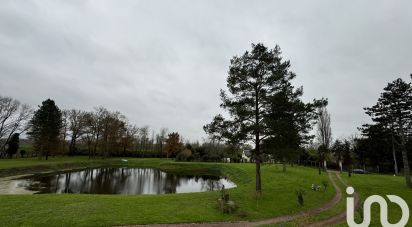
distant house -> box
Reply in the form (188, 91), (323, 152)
(241, 150), (252, 163)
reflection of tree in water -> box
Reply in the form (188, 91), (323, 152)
(164, 173), (180, 193)
(198, 176), (224, 191)
(22, 168), (232, 194)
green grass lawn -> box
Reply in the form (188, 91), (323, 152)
(268, 173), (348, 227)
(336, 172), (412, 227)
(0, 157), (335, 227)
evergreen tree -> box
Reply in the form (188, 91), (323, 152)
(359, 123), (395, 174)
(28, 99), (62, 160)
(262, 80), (325, 172)
(204, 43), (324, 193)
(6, 133), (19, 158)
(364, 78), (412, 187)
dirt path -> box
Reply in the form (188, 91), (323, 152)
(124, 172), (357, 227)
(306, 173), (360, 227)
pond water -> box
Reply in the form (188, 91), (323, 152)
(12, 167), (236, 194)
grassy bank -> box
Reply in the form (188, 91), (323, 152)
(0, 157), (334, 227)
(337, 172), (412, 226)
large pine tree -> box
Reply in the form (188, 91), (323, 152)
(364, 78), (412, 187)
(29, 99), (62, 160)
(204, 43), (323, 193)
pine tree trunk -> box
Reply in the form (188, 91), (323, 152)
(318, 161), (321, 175)
(400, 135), (411, 188)
(392, 135), (399, 175)
(255, 137), (262, 193)
(256, 157), (261, 194)
(254, 87), (262, 194)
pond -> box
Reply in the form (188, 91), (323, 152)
(10, 167), (236, 194)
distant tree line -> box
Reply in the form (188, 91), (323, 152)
(0, 96), (242, 162)
(301, 76), (412, 188)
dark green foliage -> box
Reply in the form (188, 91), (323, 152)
(19, 149), (26, 158)
(205, 43), (325, 192)
(175, 149), (193, 161)
(363, 77), (412, 187)
(205, 43), (297, 192)
(331, 139), (352, 171)
(6, 133), (19, 158)
(28, 99), (62, 160)
(296, 189), (305, 206)
(262, 83), (325, 169)
(322, 180), (328, 190)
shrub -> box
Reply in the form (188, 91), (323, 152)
(20, 150), (26, 158)
(296, 189), (305, 206)
(322, 180), (328, 190)
(176, 148), (192, 161)
(238, 210), (248, 218)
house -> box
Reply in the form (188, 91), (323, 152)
(241, 150), (252, 163)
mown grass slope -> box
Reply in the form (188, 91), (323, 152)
(0, 157), (334, 227)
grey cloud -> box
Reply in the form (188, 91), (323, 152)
(0, 0), (411, 141)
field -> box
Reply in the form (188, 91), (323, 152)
(0, 157), (411, 226)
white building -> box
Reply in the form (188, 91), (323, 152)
(241, 150), (252, 163)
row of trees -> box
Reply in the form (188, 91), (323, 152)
(30, 100), (176, 159)
(0, 96), (239, 161)
(0, 97), (180, 159)
(360, 77), (412, 187)
(313, 76), (412, 189)
(0, 97), (247, 163)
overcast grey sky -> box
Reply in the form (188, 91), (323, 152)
(0, 0), (411, 141)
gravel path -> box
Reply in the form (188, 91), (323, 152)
(123, 171), (360, 227)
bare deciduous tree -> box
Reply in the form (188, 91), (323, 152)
(68, 109), (88, 155)
(120, 121), (139, 156)
(156, 128), (168, 156)
(0, 96), (32, 157)
(60, 110), (69, 154)
(316, 106), (332, 172)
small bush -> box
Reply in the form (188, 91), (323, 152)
(311, 184), (321, 191)
(176, 148), (192, 161)
(296, 189), (305, 206)
(322, 180), (328, 190)
(238, 210), (248, 218)
(20, 150), (26, 158)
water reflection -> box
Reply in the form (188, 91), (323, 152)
(16, 168), (236, 194)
